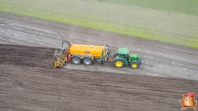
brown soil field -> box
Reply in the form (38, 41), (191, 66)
(0, 12), (198, 111)
(1, 44), (198, 111)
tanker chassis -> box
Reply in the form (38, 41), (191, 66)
(53, 41), (143, 69)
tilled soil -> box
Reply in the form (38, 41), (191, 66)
(0, 44), (198, 111)
(0, 12), (198, 111)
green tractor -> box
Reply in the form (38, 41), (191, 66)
(113, 48), (143, 69)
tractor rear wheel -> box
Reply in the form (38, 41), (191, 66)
(71, 57), (81, 65)
(130, 61), (139, 69)
(114, 60), (124, 68)
(83, 58), (93, 65)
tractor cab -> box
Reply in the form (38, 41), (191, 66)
(113, 48), (143, 69)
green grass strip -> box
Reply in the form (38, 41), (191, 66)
(0, 1), (198, 48)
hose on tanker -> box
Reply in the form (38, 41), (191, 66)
(62, 41), (71, 48)
(62, 41), (71, 55)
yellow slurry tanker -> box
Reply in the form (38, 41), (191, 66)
(53, 41), (111, 68)
(53, 41), (143, 69)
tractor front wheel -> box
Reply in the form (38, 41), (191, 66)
(130, 61), (139, 69)
(114, 60), (124, 68)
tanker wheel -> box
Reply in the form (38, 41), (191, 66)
(83, 58), (93, 65)
(71, 57), (81, 65)
(130, 61), (139, 69)
(114, 60), (124, 68)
